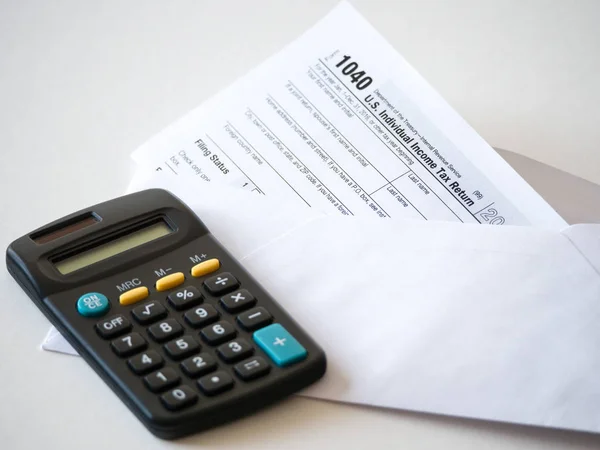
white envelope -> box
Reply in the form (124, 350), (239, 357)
(44, 172), (600, 434)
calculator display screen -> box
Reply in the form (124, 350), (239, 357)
(54, 221), (172, 275)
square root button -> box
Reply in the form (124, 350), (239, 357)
(253, 324), (307, 367)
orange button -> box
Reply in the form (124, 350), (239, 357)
(155, 272), (185, 292)
(190, 258), (220, 278)
(119, 286), (149, 306)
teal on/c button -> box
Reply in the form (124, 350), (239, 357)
(77, 292), (110, 317)
(253, 323), (307, 367)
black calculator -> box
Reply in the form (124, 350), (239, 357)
(6, 189), (326, 439)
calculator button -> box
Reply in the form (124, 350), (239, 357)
(148, 319), (183, 342)
(119, 286), (149, 306)
(144, 367), (180, 393)
(167, 286), (203, 310)
(190, 258), (220, 278)
(111, 332), (147, 357)
(164, 335), (201, 360)
(96, 314), (131, 339)
(253, 324), (307, 367)
(220, 289), (256, 313)
(200, 321), (236, 345)
(237, 307), (273, 331)
(217, 338), (254, 363)
(131, 301), (167, 325)
(180, 353), (217, 378)
(77, 292), (110, 317)
(197, 371), (234, 396)
(161, 386), (198, 411)
(234, 357), (271, 381)
(184, 304), (219, 328)
(203, 273), (239, 295)
(155, 272), (185, 292)
(128, 350), (163, 375)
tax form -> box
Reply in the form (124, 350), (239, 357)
(133, 1), (565, 229)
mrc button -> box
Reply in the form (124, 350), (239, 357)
(77, 292), (110, 317)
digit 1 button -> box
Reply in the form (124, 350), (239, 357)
(77, 292), (110, 317)
(197, 371), (234, 396)
(128, 350), (163, 375)
(200, 321), (236, 345)
(164, 335), (200, 360)
(180, 353), (217, 378)
(203, 272), (239, 295)
(144, 367), (180, 393)
(234, 357), (271, 381)
(220, 289), (256, 313)
(167, 286), (203, 310)
(217, 338), (253, 363)
(148, 319), (183, 343)
(253, 324), (307, 367)
(96, 314), (131, 339)
(161, 386), (198, 411)
(111, 332), (147, 357)
(237, 307), (272, 331)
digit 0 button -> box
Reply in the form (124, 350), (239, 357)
(77, 292), (110, 317)
(191, 258), (220, 278)
(155, 272), (185, 292)
(253, 324), (307, 367)
(119, 286), (149, 306)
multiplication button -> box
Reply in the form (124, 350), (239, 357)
(220, 289), (256, 313)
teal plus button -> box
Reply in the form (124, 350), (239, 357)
(253, 323), (307, 367)
(77, 292), (110, 317)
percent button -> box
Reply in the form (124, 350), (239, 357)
(167, 286), (203, 310)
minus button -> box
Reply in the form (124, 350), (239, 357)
(237, 307), (273, 331)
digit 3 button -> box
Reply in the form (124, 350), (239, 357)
(197, 371), (234, 396)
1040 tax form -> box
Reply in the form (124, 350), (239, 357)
(132, 2), (565, 230)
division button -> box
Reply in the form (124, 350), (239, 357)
(217, 338), (253, 363)
(131, 301), (167, 325)
(144, 367), (180, 393)
(167, 286), (203, 310)
(128, 350), (164, 375)
(197, 371), (234, 396)
(184, 304), (220, 328)
(203, 272), (239, 296)
(190, 258), (221, 278)
(148, 319), (183, 342)
(234, 357), (271, 381)
(237, 307), (272, 331)
(155, 272), (185, 292)
(111, 332), (147, 357)
(220, 289), (256, 313)
(253, 324), (307, 367)
(200, 321), (236, 345)
(161, 386), (198, 411)
(119, 286), (149, 306)
(180, 353), (217, 378)
(164, 335), (201, 360)
(96, 314), (131, 339)
(77, 292), (110, 317)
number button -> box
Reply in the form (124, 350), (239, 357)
(180, 353), (217, 378)
(184, 304), (219, 328)
(96, 314), (131, 339)
(148, 319), (183, 342)
(164, 335), (200, 360)
(220, 289), (256, 313)
(200, 320), (236, 345)
(161, 386), (198, 411)
(131, 301), (167, 325)
(234, 356), (271, 381)
(203, 272), (240, 295)
(217, 338), (253, 363)
(144, 367), (180, 393)
(237, 307), (273, 331)
(167, 286), (203, 310)
(111, 332), (147, 357)
(197, 371), (234, 396)
(128, 350), (163, 375)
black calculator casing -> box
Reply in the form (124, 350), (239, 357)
(6, 189), (326, 439)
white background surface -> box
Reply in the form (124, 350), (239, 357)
(1, 1), (599, 448)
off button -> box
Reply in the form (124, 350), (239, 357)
(77, 292), (110, 317)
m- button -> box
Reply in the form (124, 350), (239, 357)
(96, 315), (131, 339)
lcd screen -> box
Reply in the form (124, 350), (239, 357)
(54, 221), (172, 275)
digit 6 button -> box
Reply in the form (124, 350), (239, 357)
(200, 321), (236, 345)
